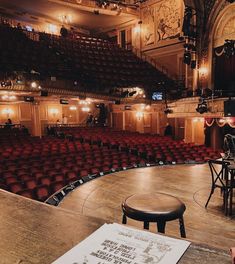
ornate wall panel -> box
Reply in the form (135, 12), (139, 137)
(142, 6), (155, 46)
(141, 0), (184, 49)
(19, 104), (31, 120)
(155, 0), (182, 42)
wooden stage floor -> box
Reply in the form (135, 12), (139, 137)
(59, 163), (235, 250)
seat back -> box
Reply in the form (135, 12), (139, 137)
(208, 159), (229, 188)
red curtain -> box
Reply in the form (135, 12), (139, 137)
(205, 117), (235, 128)
(214, 46), (235, 93)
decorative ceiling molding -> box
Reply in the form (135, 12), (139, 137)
(203, 0), (230, 45)
(48, 0), (139, 16)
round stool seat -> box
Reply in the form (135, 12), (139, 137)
(122, 192), (186, 237)
(122, 192), (185, 222)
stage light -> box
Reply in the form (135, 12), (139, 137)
(191, 60), (197, 69)
(164, 109), (173, 114)
(31, 81), (38, 88)
(196, 100), (208, 114)
(224, 39), (235, 58)
(183, 51), (191, 65)
(121, 91), (129, 97)
(129, 91), (137, 96)
(182, 7), (193, 36)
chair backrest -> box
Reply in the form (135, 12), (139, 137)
(208, 159), (230, 188)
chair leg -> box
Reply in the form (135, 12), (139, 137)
(223, 189), (228, 216)
(122, 214), (127, 224)
(205, 187), (215, 208)
(179, 217), (186, 238)
(157, 221), (166, 233)
(229, 172), (234, 216)
(143, 221), (149, 230)
(229, 187), (233, 216)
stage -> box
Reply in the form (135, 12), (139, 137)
(0, 164), (234, 263)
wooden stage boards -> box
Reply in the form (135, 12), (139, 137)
(0, 164), (234, 263)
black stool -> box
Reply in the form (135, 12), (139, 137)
(122, 192), (186, 238)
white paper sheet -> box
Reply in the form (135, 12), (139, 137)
(52, 223), (191, 264)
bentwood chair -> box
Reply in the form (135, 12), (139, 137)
(205, 159), (232, 215)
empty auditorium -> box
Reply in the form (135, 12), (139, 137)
(0, 0), (234, 263)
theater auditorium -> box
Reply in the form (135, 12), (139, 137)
(0, 0), (234, 263)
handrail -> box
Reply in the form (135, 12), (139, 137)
(0, 124), (22, 128)
(130, 45), (177, 80)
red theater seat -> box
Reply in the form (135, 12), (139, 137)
(9, 182), (23, 193)
(51, 181), (65, 193)
(17, 189), (35, 199)
(35, 185), (51, 201)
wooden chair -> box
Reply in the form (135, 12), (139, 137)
(205, 160), (231, 215)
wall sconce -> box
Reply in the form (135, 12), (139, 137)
(59, 14), (72, 24)
(2, 108), (14, 118)
(136, 111), (144, 120)
(140, 104), (146, 110)
(79, 100), (91, 105)
(133, 25), (141, 34)
(9, 95), (16, 100)
(82, 106), (90, 112)
(145, 105), (151, 110)
(47, 24), (58, 34)
(1, 94), (16, 101)
(69, 106), (77, 110)
(49, 108), (59, 117)
(198, 66), (208, 79)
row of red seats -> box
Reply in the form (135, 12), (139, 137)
(0, 138), (147, 201)
(54, 127), (221, 162)
(0, 128), (221, 202)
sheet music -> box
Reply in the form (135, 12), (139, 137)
(52, 223), (190, 264)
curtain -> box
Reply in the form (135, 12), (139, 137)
(205, 118), (214, 127)
(205, 117), (235, 128)
(214, 46), (235, 93)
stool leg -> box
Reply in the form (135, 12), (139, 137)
(143, 221), (149, 230)
(157, 221), (166, 233)
(179, 217), (186, 238)
(122, 214), (127, 224)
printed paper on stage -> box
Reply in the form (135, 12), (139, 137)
(52, 223), (190, 264)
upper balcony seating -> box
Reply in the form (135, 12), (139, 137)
(0, 23), (175, 94)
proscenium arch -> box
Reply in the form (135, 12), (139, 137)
(207, 2), (235, 90)
(213, 3), (235, 48)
